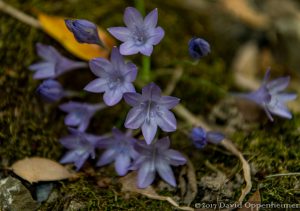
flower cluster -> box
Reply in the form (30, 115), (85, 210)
(28, 3), (297, 191)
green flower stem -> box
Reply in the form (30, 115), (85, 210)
(142, 55), (151, 82)
(134, 0), (151, 83)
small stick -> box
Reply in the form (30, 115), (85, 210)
(0, 0), (41, 28)
(164, 66), (183, 96)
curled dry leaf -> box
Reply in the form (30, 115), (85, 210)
(38, 13), (115, 61)
(119, 172), (194, 211)
(238, 189), (261, 211)
(179, 157), (197, 205)
(11, 157), (73, 183)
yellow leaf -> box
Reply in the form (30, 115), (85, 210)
(38, 13), (115, 61)
(11, 157), (73, 183)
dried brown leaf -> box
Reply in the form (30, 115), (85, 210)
(238, 189), (261, 211)
(221, 0), (269, 29)
(119, 172), (194, 211)
(11, 157), (73, 183)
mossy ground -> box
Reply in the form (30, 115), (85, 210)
(1, 0), (300, 210)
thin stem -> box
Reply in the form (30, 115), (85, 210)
(0, 0), (41, 28)
(265, 172), (300, 178)
(134, 0), (145, 15)
(142, 55), (151, 82)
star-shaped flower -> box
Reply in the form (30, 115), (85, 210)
(108, 7), (164, 56)
(236, 68), (297, 121)
(124, 82), (180, 144)
(29, 43), (87, 80)
(84, 47), (137, 106)
(59, 128), (103, 171)
(131, 137), (186, 188)
(96, 128), (138, 176)
(59, 101), (106, 132)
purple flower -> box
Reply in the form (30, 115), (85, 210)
(60, 128), (103, 171)
(29, 43), (87, 80)
(108, 7), (164, 56)
(36, 79), (65, 102)
(96, 128), (138, 176)
(236, 68), (297, 121)
(65, 19), (105, 47)
(84, 47), (137, 106)
(131, 137), (186, 188)
(124, 83), (180, 144)
(59, 101), (106, 132)
(190, 127), (224, 149)
(188, 37), (210, 60)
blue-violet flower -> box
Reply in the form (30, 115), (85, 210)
(236, 68), (297, 121)
(36, 79), (65, 102)
(84, 47), (137, 106)
(29, 43), (87, 80)
(190, 127), (224, 149)
(108, 7), (164, 56)
(124, 82), (180, 144)
(96, 128), (138, 176)
(131, 137), (186, 188)
(188, 37), (210, 60)
(65, 19), (105, 47)
(59, 101), (106, 132)
(60, 128), (103, 170)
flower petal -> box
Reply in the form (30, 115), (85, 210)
(148, 27), (165, 45)
(124, 92), (141, 106)
(125, 107), (145, 129)
(29, 62), (56, 79)
(110, 47), (125, 70)
(142, 119), (157, 144)
(89, 58), (112, 77)
(267, 103), (292, 119)
(107, 27), (131, 42)
(123, 62), (138, 82)
(144, 8), (158, 28)
(124, 7), (143, 28)
(36, 43), (59, 61)
(137, 160), (156, 188)
(156, 158), (176, 187)
(84, 78), (107, 93)
(115, 153), (131, 176)
(139, 44), (153, 56)
(74, 153), (89, 170)
(165, 149), (187, 166)
(120, 41), (139, 55)
(277, 93), (297, 102)
(156, 136), (170, 151)
(142, 82), (161, 101)
(97, 148), (117, 166)
(267, 76), (290, 93)
(156, 109), (177, 132)
(103, 88), (123, 106)
(65, 112), (82, 126)
(60, 151), (77, 163)
(206, 132), (224, 144)
(159, 96), (180, 109)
